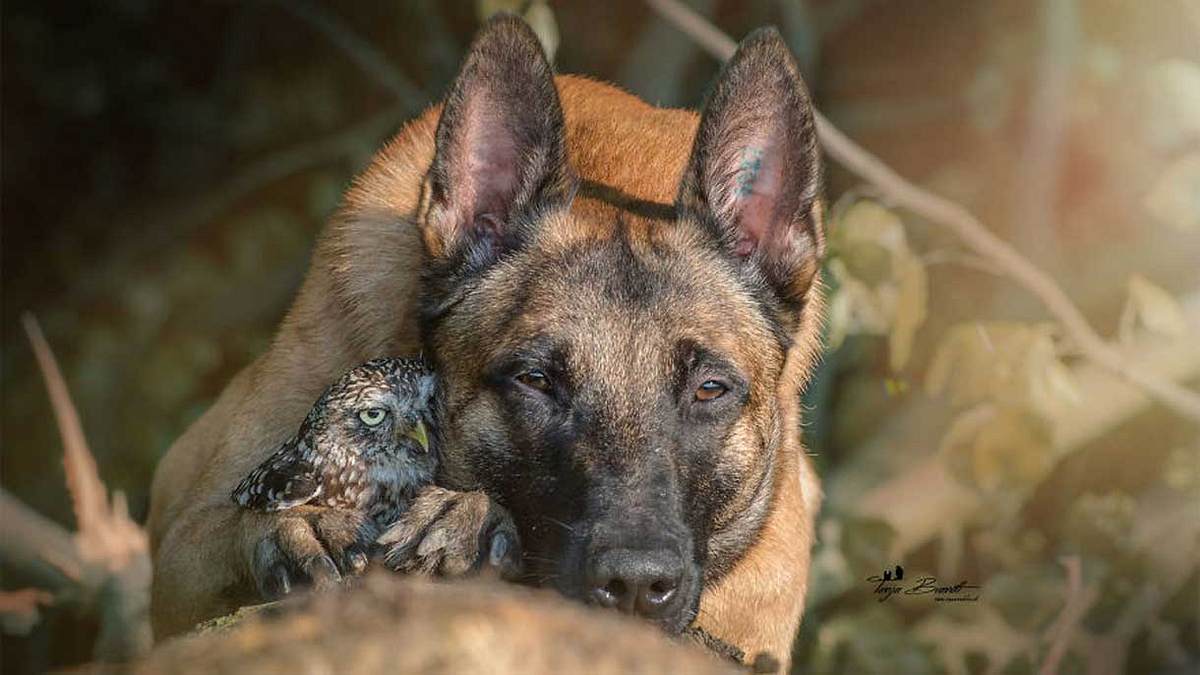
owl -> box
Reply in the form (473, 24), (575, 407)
(232, 357), (438, 528)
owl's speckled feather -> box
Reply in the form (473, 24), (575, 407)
(232, 358), (438, 527)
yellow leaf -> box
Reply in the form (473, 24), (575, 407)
(925, 322), (1073, 411)
(522, 1), (559, 63)
(834, 199), (909, 259)
(476, 1), (559, 62)
(888, 255), (928, 371)
(939, 406), (1053, 493)
(1144, 153), (1200, 232)
(1127, 274), (1190, 338)
(1144, 59), (1200, 149)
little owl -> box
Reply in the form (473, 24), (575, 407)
(232, 357), (438, 528)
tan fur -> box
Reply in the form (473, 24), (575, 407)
(148, 76), (820, 667)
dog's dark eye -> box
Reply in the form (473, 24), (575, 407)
(516, 370), (552, 393)
(695, 380), (727, 402)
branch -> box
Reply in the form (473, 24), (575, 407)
(11, 314), (153, 662)
(22, 314), (108, 540)
(831, 289), (1200, 561)
(1039, 556), (1099, 675)
(643, 0), (1200, 423)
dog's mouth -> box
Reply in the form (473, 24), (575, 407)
(520, 518), (702, 634)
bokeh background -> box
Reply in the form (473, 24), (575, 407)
(2, 1), (1198, 672)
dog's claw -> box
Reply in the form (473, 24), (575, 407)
(302, 554), (341, 590)
(260, 563), (292, 600)
(344, 545), (369, 576)
(249, 507), (376, 601)
(377, 486), (522, 578)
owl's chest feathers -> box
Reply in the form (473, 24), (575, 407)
(314, 446), (429, 524)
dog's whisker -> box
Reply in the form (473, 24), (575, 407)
(539, 516), (576, 534)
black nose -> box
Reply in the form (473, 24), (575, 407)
(586, 548), (683, 618)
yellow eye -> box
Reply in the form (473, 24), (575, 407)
(516, 370), (552, 392)
(359, 408), (387, 426)
(695, 380), (727, 402)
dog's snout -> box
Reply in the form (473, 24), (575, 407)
(587, 548), (684, 618)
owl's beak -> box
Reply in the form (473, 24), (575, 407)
(405, 418), (430, 454)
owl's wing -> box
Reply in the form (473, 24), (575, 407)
(231, 438), (322, 511)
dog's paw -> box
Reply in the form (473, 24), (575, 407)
(250, 507), (379, 601)
(376, 486), (521, 579)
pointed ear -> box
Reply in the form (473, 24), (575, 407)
(677, 27), (826, 308)
(420, 14), (575, 263)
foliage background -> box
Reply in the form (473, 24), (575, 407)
(2, 0), (1197, 672)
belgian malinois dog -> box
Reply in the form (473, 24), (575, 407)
(148, 15), (825, 668)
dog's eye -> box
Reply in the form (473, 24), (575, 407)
(359, 408), (388, 426)
(516, 370), (552, 393)
(695, 380), (727, 402)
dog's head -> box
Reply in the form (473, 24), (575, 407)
(417, 15), (824, 633)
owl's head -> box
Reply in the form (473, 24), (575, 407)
(305, 357), (439, 471)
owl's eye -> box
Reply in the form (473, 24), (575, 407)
(695, 380), (727, 402)
(358, 408), (388, 426)
(515, 370), (552, 393)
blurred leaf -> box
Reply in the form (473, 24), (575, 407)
(827, 258), (891, 341)
(811, 607), (940, 675)
(914, 606), (1034, 675)
(1143, 152), (1200, 232)
(1063, 492), (1138, 559)
(476, 0), (559, 62)
(840, 516), (898, 580)
(1125, 274), (1190, 338)
(834, 199), (909, 264)
(939, 406), (1054, 494)
(985, 565), (1063, 632)
(522, 1), (559, 63)
(1162, 443), (1200, 491)
(926, 322), (1078, 413)
(1025, 325), (1082, 411)
(808, 520), (853, 606)
(827, 199), (928, 369)
(888, 255), (928, 371)
(1143, 59), (1200, 149)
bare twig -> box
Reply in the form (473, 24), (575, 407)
(644, 0), (1200, 422)
(22, 313), (108, 538)
(0, 588), (54, 635)
(14, 314), (153, 662)
(1039, 556), (1099, 675)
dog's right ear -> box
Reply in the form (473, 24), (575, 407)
(419, 14), (574, 265)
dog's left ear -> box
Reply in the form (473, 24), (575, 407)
(420, 14), (574, 264)
(677, 27), (825, 308)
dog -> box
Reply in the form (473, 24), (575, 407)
(147, 15), (825, 669)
